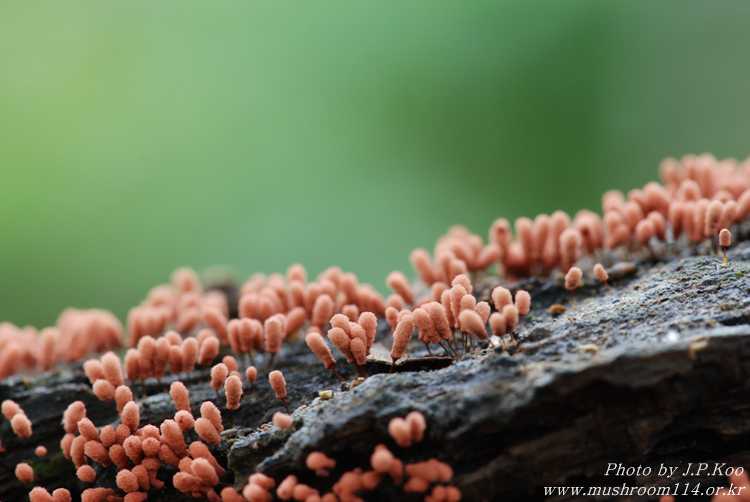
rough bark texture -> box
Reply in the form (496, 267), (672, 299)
(2, 239), (750, 502)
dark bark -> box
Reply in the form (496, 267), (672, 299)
(2, 240), (750, 501)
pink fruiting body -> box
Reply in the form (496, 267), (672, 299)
(52, 489), (72, 502)
(329, 314), (351, 335)
(84, 440), (110, 465)
(225, 375), (243, 410)
(503, 305), (519, 335)
(175, 410), (195, 431)
(387, 271), (415, 304)
(404, 477), (430, 493)
(121, 401), (140, 432)
(491, 287), (512, 311)
(306, 451), (336, 471)
(350, 338), (367, 366)
(116, 469), (140, 493)
(458, 294), (476, 314)
(358, 311), (378, 349)
(341, 304), (360, 322)
(203, 307), (228, 345)
(635, 218), (655, 245)
(115, 385), (133, 413)
(170, 380), (191, 412)
(210, 363), (229, 391)
(424, 302), (452, 341)
(559, 228), (582, 270)
(101, 351), (124, 388)
(29, 487), (54, 502)
(273, 412), (293, 429)
(78, 417), (100, 442)
(115, 423), (131, 444)
(474, 301), (490, 325)
(124, 349), (140, 381)
(100, 425), (116, 449)
(704, 200), (723, 236)
(285, 307), (307, 337)
(565, 267), (582, 291)
(142, 436), (161, 457)
(489, 312), (506, 338)
(306, 332), (336, 369)
(92, 379), (116, 402)
(189, 441), (226, 477)
(720, 228), (731, 247)
(457, 310), (487, 340)
(1, 399), (22, 421)
(388, 417), (412, 447)
(195, 417), (222, 445)
(182, 337), (199, 373)
(293, 484), (318, 500)
(198, 335), (220, 366)
(246, 366), (258, 384)
(192, 457), (220, 486)
(410, 248), (436, 285)
(594, 263), (608, 283)
(311, 294), (334, 328)
(269, 370), (287, 399)
(16, 462), (34, 484)
(152, 337), (170, 378)
(371, 444), (395, 473)
(82, 360), (106, 385)
(413, 308), (440, 345)
(405, 411), (427, 442)
(77, 465), (97, 483)
(264, 315), (284, 354)
(11, 413), (33, 438)
(328, 327), (353, 363)
(449, 284), (467, 325)
(390, 313), (415, 364)
(277, 474), (298, 499)
(70, 435), (87, 468)
(514, 290), (531, 316)
(385, 306), (399, 332)
(200, 401), (224, 433)
(720, 228), (732, 264)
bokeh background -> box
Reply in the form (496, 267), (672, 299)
(2, 1), (749, 328)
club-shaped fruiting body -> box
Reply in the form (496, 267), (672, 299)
(720, 228), (732, 264)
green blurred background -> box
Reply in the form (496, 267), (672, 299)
(1, 1), (749, 328)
